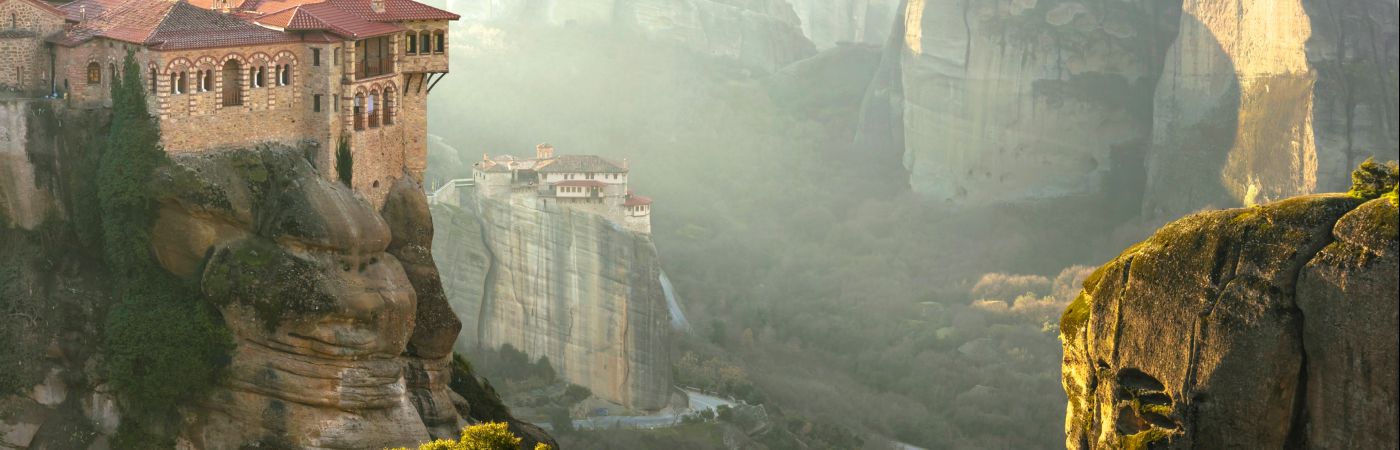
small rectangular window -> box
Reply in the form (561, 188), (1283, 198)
(313, 94), (322, 112)
(312, 48), (322, 66)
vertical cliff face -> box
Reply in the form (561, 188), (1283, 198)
(1060, 189), (1397, 448)
(859, 0), (1180, 204)
(432, 194), (673, 411)
(862, 0), (1398, 212)
(1143, 0), (1400, 218)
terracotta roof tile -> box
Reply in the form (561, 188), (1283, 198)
(58, 0), (125, 21)
(535, 155), (629, 174)
(623, 195), (653, 207)
(323, 0), (457, 22)
(57, 0), (299, 49)
(148, 1), (300, 49)
(289, 2), (401, 38)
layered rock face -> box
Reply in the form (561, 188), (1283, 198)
(1060, 191), (1398, 448)
(1143, 0), (1400, 218)
(862, 0), (1398, 211)
(450, 0), (816, 70)
(432, 195), (673, 411)
(860, 0), (1181, 204)
(1, 123), (557, 448)
(145, 148), (465, 448)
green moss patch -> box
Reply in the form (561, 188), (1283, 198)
(1348, 157), (1399, 201)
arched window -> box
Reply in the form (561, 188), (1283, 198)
(419, 31), (431, 54)
(86, 62), (101, 85)
(203, 70), (212, 92)
(109, 63), (117, 82)
(406, 33), (417, 55)
(382, 88), (395, 125)
(222, 60), (243, 106)
(433, 30), (445, 54)
(169, 73), (178, 94)
(279, 64), (291, 86)
(149, 68), (157, 93)
(353, 93), (365, 130)
(367, 90), (379, 128)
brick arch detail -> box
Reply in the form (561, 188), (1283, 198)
(218, 53), (248, 65)
(247, 52), (272, 66)
(165, 57), (194, 73)
(194, 56), (218, 70)
(273, 50), (297, 65)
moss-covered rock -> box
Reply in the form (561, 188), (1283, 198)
(1062, 190), (1397, 448)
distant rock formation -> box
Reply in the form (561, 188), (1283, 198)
(1060, 186), (1398, 448)
(857, 0), (1181, 204)
(432, 192), (673, 411)
(451, 0), (816, 71)
(859, 0), (1398, 213)
(1143, 0), (1399, 218)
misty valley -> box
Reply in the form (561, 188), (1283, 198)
(1, 0), (1396, 449)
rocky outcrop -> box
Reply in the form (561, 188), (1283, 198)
(2, 101), (551, 448)
(450, 0), (816, 71)
(1143, 0), (1400, 218)
(143, 148), (464, 448)
(432, 194), (673, 411)
(1060, 188), (1398, 448)
(858, 0), (1181, 204)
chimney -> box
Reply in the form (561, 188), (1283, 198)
(535, 143), (554, 160)
(370, 0), (385, 13)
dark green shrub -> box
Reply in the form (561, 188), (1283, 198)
(336, 137), (353, 186)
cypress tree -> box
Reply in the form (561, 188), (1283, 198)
(98, 51), (232, 448)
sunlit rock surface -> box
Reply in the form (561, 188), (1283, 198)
(1143, 0), (1400, 218)
(1060, 193), (1398, 448)
(859, 0), (1180, 204)
(432, 194), (673, 411)
(861, 0), (1398, 212)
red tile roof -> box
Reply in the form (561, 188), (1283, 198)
(283, 2), (401, 38)
(55, 0), (300, 49)
(623, 195), (653, 207)
(322, 0), (457, 21)
(54, 0), (453, 49)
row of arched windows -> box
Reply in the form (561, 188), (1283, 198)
(155, 62), (292, 99)
(404, 30), (447, 56)
(352, 87), (397, 131)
